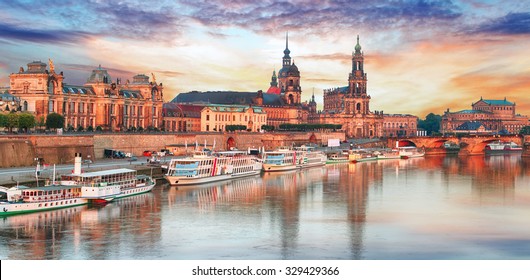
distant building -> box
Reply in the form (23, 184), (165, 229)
(163, 103), (266, 132)
(0, 91), (21, 112)
(441, 97), (529, 134)
(7, 60), (164, 131)
(310, 36), (417, 138)
(171, 34), (316, 129)
(382, 114), (419, 137)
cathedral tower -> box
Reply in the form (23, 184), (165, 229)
(278, 33), (302, 105)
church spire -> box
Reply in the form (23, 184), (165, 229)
(270, 70), (278, 87)
(354, 35), (362, 54)
(282, 32), (291, 67)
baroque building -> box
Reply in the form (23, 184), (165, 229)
(441, 97), (529, 134)
(162, 103), (266, 132)
(309, 36), (417, 138)
(171, 34), (316, 130)
(8, 60), (164, 131)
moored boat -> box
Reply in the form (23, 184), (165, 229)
(485, 141), (522, 154)
(60, 153), (156, 203)
(399, 146), (425, 159)
(294, 145), (327, 168)
(262, 148), (300, 172)
(326, 151), (350, 164)
(165, 150), (262, 185)
(0, 184), (87, 217)
(349, 150), (377, 163)
(376, 149), (401, 160)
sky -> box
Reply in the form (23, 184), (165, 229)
(0, 0), (529, 118)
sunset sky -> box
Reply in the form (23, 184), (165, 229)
(1, 0), (529, 118)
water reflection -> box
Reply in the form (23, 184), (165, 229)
(1, 155), (530, 259)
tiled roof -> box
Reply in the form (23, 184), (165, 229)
(62, 84), (96, 95)
(173, 91), (286, 107)
(482, 99), (514, 106)
(454, 109), (491, 114)
(455, 121), (484, 130)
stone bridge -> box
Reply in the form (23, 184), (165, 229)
(387, 135), (526, 156)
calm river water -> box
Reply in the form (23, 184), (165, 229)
(1, 154), (530, 260)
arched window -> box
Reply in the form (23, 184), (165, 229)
(23, 101), (28, 111)
(356, 103), (361, 112)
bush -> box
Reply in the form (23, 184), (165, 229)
(96, 126), (103, 132)
(87, 126), (94, 132)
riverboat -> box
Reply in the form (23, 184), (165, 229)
(294, 145), (327, 168)
(262, 148), (301, 172)
(165, 150), (262, 185)
(0, 184), (87, 217)
(399, 146), (425, 159)
(376, 149), (401, 160)
(326, 151), (350, 164)
(60, 153), (156, 203)
(485, 141), (522, 154)
(349, 150), (377, 163)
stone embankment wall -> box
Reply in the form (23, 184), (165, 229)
(0, 131), (344, 167)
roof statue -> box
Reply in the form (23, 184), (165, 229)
(48, 58), (54, 72)
(151, 73), (157, 84)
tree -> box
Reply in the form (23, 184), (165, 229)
(18, 113), (35, 132)
(520, 126), (530, 135)
(45, 113), (64, 131)
(0, 114), (7, 131)
(418, 113), (442, 135)
(6, 113), (18, 133)
(36, 116), (45, 132)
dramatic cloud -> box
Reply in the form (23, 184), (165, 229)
(0, 23), (92, 44)
(476, 12), (530, 35)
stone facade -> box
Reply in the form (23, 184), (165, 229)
(8, 60), (164, 131)
(382, 114), (419, 137)
(163, 103), (267, 132)
(441, 98), (529, 134)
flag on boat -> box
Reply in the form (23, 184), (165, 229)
(213, 139), (216, 150)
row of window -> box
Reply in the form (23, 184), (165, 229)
(205, 114), (266, 123)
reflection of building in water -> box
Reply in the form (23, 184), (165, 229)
(427, 155), (519, 203)
(167, 177), (265, 210)
(0, 206), (85, 259)
(263, 170), (307, 259)
(79, 192), (161, 259)
(334, 162), (382, 259)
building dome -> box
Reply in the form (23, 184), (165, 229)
(354, 35), (362, 54)
(87, 65), (112, 84)
(287, 63), (300, 76)
(26, 61), (47, 73)
(132, 74), (150, 84)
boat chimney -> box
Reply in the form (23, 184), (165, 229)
(73, 153), (82, 175)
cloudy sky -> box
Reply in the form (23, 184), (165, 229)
(1, 0), (529, 118)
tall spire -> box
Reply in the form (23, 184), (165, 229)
(283, 32), (290, 56)
(355, 35), (362, 54)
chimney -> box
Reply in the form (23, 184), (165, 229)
(73, 153), (82, 175)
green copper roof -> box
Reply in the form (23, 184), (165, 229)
(482, 99), (514, 105)
(355, 35), (362, 54)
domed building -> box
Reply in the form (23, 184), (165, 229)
(172, 34), (315, 130)
(8, 60), (164, 131)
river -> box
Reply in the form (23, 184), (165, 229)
(1, 154), (530, 260)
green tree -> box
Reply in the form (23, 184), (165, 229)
(0, 114), (7, 130)
(36, 116), (45, 132)
(18, 113), (35, 132)
(45, 113), (65, 131)
(6, 113), (18, 133)
(520, 126), (530, 135)
(418, 113), (441, 135)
